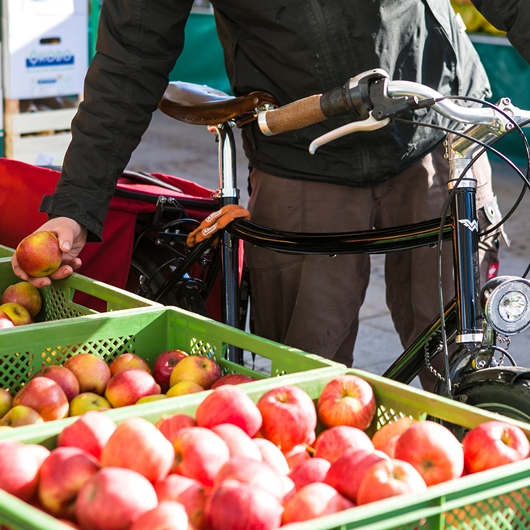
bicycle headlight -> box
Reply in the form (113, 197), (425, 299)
(481, 276), (530, 334)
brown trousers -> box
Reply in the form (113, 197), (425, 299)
(244, 145), (496, 390)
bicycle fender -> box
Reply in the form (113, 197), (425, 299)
(454, 365), (530, 392)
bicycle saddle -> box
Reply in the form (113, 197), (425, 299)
(158, 81), (277, 126)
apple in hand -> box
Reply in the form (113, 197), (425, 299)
(257, 384), (317, 453)
(356, 458), (427, 505)
(172, 426), (230, 487)
(105, 368), (161, 408)
(317, 374), (376, 430)
(313, 425), (374, 464)
(15, 231), (63, 278)
(0, 302), (32, 326)
(69, 392), (111, 416)
(463, 420), (530, 473)
(153, 349), (189, 392)
(109, 353), (151, 376)
(57, 410), (117, 460)
(13, 376), (69, 421)
(282, 482), (354, 524)
(0, 309), (15, 329)
(0, 440), (42, 501)
(169, 355), (222, 390)
(205, 480), (283, 530)
(394, 420), (464, 486)
(195, 384), (263, 437)
(64, 353), (111, 395)
(130, 501), (189, 530)
(36, 365), (80, 402)
(1, 281), (42, 317)
(1, 405), (43, 427)
(38, 446), (100, 519)
(75, 467), (158, 530)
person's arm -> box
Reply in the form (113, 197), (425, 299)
(471, 0), (530, 64)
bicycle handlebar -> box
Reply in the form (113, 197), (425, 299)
(256, 68), (530, 153)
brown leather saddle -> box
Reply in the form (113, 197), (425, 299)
(158, 81), (277, 127)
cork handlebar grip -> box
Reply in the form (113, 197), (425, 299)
(257, 94), (326, 136)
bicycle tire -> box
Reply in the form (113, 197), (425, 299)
(126, 239), (210, 316)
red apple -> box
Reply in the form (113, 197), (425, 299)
(153, 474), (208, 530)
(100, 417), (174, 482)
(324, 447), (390, 502)
(155, 413), (197, 445)
(0, 309), (15, 329)
(169, 355), (222, 390)
(64, 353), (111, 395)
(0, 440), (41, 501)
(36, 365), (80, 402)
(129, 500), (189, 530)
(252, 437), (290, 475)
(211, 373), (257, 388)
(356, 458), (427, 505)
(15, 231), (62, 278)
(69, 392), (111, 416)
(372, 416), (418, 457)
(1, 281), (42, 317)
(57, 410), (117, 460)
(210, 423), (263, 460)
(38, 446), (100, 519)
(104, 368), (161, 408)
(0, 302), (32, 325)
(172, 426), (230, 487)
(257, 384), (317, 453)
(74, 467), (158, 530)
(27, 443), (52, 467)
(13, 376), (69, 421)
(462, 420), (530, 473)
(1, 405), (44, 427)
(284, 444), (312, 471)
(214, 456), (288, 500)
(282, 482), (354, 524)
(394, 420), (464, 486)
(109, 353), (151, 376)
(195, 384), (263, 437)
(288, 457), (331, 495)
(205, 480), (283, 530)
(313, 425), (374, 464)
(153, 349), (189, 393)
(317, 374), (376, 430)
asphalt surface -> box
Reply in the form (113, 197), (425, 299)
(127, 109), (530, 386)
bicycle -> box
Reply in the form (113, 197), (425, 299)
(120, 69), (530, 427)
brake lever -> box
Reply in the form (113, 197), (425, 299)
(309, 114), (390, 154)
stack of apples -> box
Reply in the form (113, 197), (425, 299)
(0, 374), (528, 530)
(0, 349), (256, 428)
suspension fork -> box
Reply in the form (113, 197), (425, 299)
(208, 123), (243, 364)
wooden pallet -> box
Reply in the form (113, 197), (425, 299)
(4, 96), (81, 165)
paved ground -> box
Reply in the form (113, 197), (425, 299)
(128, 109), (530, 385)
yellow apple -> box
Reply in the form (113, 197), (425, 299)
(15, 231), (62, 278)
(1, 405), (44, 427)
(69, 392), (112, 417)
(168, 355), (222, 390)
(166, 381), (205, 397)
(0, 389), (13, 418)
(0, 302), (32, 326)
(136, 394), (168, 404)
(1, 281), (42, 317)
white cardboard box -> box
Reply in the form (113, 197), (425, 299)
(2, 0), (88, 99)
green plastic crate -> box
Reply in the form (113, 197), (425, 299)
(0, 258), (159, 322)
(1, 368), (530, 530)
(0, 244), (14, 258)
(0, 305), (343, 396)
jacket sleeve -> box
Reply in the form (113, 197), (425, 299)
(40, 0), (195, 240)
(471, 0), (530, 64)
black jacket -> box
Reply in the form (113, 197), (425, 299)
(471, 0), (530, 64)
(42, 0), (490, 239)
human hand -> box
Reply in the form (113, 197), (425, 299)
(11, 218), (88, 288)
